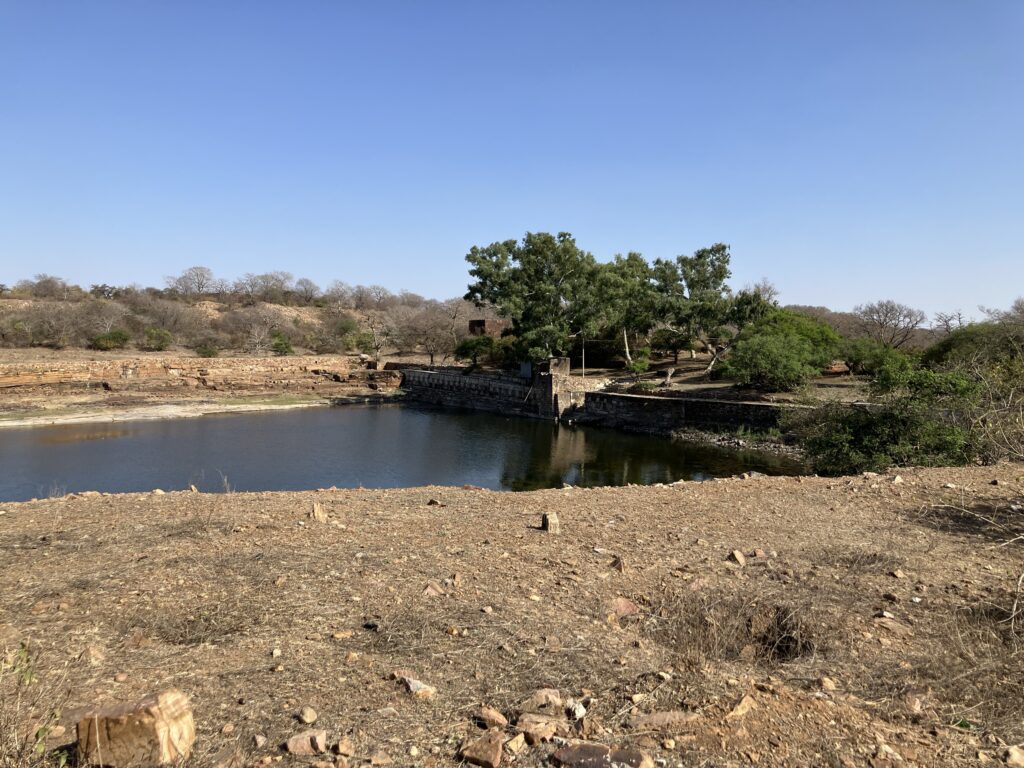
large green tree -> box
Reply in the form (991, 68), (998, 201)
(652, 243), (735, 365)
(464, 232), (600, 361)
(596, 252), (659, 364)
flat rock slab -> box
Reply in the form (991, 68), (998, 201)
(286, 729), (328, 755)
(628, 710), (699, 731)
(463, 729), (504, 768)
(77, 689), (194, 767)
(551, 743), (654, 768)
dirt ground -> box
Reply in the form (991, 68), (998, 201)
(2, 465), (1023, 767)
(0, 352), (409, 428)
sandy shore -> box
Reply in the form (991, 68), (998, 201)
(0, 399), (335, 429)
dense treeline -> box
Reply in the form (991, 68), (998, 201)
(0, 270), (488, 362)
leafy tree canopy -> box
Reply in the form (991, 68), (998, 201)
(465, 232), (600, 361)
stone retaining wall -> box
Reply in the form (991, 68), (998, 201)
(401, 368), (550, 418)
(578, 391), (786, 432)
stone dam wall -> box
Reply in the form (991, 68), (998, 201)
(400, 368), (557, 419)
(400, 368), (788, 432)
(577, 391), (785, 433)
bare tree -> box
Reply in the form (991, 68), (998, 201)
(748, 278), (780, 305)
(324, 281), (354, 308)
(79, 300), (129, 336)
(294, 278), (320, 304)
(853, 300), (927, 349)
(982, 297), (1024, 324)
(222, 306), (279, 353)
(167, 266), (216, 297)
(362, 310), (395, 362)
(15, 274), (81, 301)
(394, 301), (466, 364)
(933, 310), (968, 334)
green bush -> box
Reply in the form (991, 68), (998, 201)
(194, 343), (219, 358)
(842, 337), (913, 376)
(271, 332), (293, 356)
(140, 327), (173, 351)
(455, 335), (496, 365)
(723, 332), (821, 391)
(922, 321), (1024, 368)
(89, 329), (131, 350)
(625, 347), (651, 381)
(786, 367), (980, 475)
(721, 309), (840, 392)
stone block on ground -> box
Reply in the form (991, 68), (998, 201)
(463, 729), (504, 768)
(286, 729), (328, 755)
(76, 689), (194, 767)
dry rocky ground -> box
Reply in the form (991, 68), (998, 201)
(0, 352), (401, 427)
(2, 465), (1023, 767)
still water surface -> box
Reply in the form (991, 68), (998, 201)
(0, 405), (802, 502)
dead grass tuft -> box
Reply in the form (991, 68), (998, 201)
(0, 644), (71, 768)
(126, 603), (264, 647)
(648, 589), (821, 667)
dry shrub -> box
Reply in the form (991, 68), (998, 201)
(816, 546), (903, 574)
(864, 599), (1024, 742)
(127, 602), (264, 646)
(0, 644), (71, 768)
(648, 589), (819, 667)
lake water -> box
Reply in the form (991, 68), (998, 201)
(0, 404), (803, 502)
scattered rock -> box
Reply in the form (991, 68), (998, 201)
(819, 676), (838, 692)
(76, 689), (195, 767)
(475, 705), (508, 729)
(220, 722), (235, 735)
(892, 475), (904, 484)
(890, 569), (907, 579)
(519, 688), (563, 714)
(253, 734), (268, 749)
(504, 733), (526, 754)
(550, 743), (654, 768)
(606, 597), (641, 623)
(516, 713), (569, 744)
(874, 616), (914, 638)
(285, 730), (328, 756)
(566, 697), (587, 720)
(298, 706), (318, 724)
(725, 694), (756, 720)
(393, 672), (437, 699)
(728, 550), (746, 566)
(1005, 745), (1024, 767)
(462, 729), (504, 768)
(336, 736), (355, 756)
(542, 511), (560, 534)
(152, 489), (165, 495)
(310, 502), (327, 522)
(628, 710), (699, 731)
(369, 749), (392, 765)
(423, 581), (446, 597)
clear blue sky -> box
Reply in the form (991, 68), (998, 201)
(1, 1), (1021, 315)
